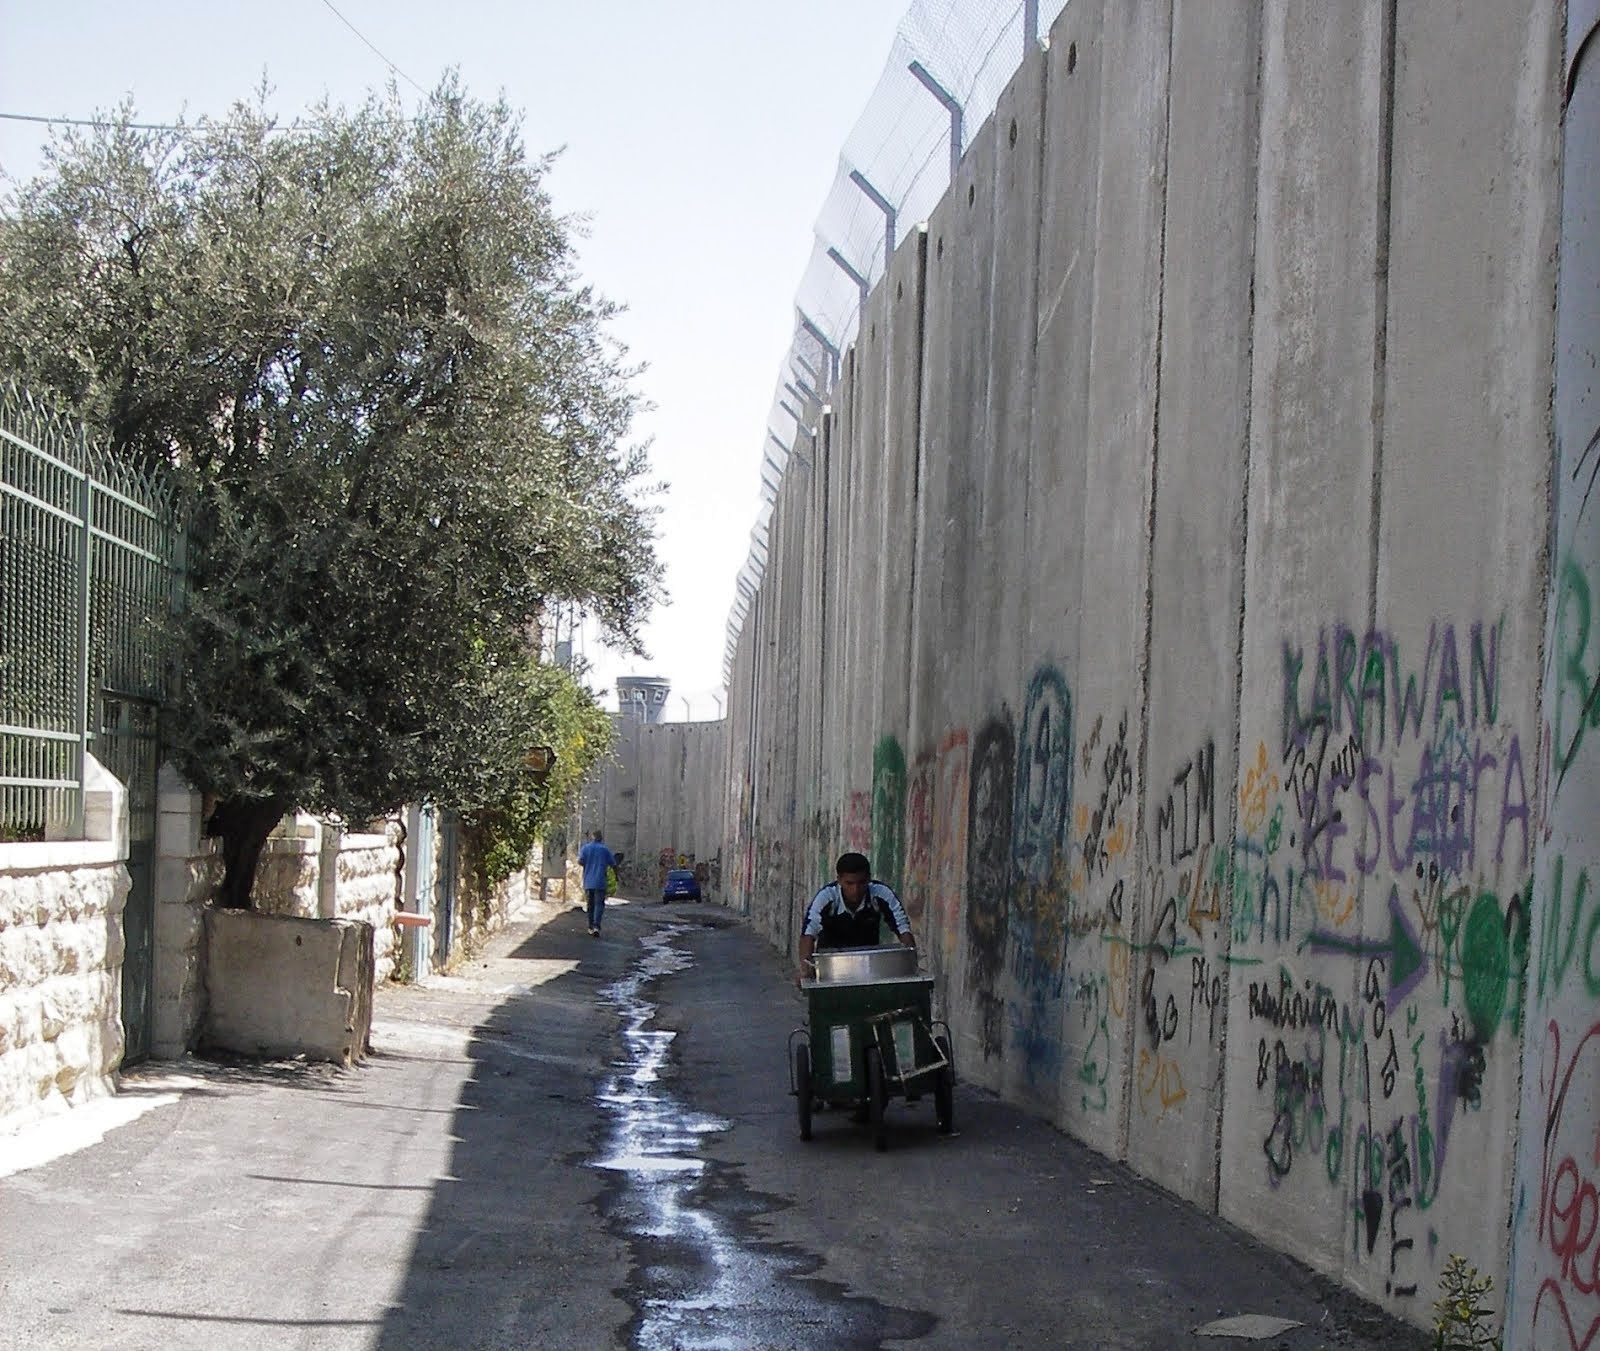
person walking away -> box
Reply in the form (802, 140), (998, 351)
(579, 830), (618, 936)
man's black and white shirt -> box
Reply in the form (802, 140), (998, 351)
(801, 881), (912, 949)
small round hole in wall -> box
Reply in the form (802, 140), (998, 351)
(1067, 41), (1077, 73)
(967, 183), (975, 207)
(1009, 119), (1018, 148)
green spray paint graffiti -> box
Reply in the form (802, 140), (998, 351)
(1536, 853), (1599, 1003)
(1554, 556), (1600, 785)
(872, 735), (907, 893)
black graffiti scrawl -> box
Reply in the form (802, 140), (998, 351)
(966, 712), (1015, 1060)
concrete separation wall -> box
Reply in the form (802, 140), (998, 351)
(587, 717), (727, 900)
(1506, 3), (1600, 1346)
(723, 1), (1568, 1336)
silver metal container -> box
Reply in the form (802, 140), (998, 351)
(811, 944), (918, 983)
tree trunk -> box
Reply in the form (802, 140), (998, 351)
(209, 797), (293, 910)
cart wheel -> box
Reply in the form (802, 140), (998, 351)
(866, 1047), (888, 1152)
(794, 1043), (813, 1142)
(934, 1035), (955, 1135)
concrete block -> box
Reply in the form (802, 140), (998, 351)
(80, 755), (128, 855)
(202, 910), (374, 1067)
(152, 988), (203, 1058)
(156, 763), (204, 856)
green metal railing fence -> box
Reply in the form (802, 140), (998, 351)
(0, 382), (180, 841)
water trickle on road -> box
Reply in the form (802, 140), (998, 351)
(593, 924), (934, 1350)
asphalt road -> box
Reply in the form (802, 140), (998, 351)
(0, 894), (1426, 1350)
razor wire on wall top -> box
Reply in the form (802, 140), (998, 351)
(722, 0), (1070, 685)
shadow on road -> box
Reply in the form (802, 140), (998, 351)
(367, 899), (933, 1349)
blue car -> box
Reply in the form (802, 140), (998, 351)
(661, 868), (701, 903)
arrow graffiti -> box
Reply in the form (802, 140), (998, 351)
(1305, 885), (1428, 1009)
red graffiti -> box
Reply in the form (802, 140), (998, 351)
(844, 790), (872, 853)
(1532, 1018), (1600, 1351)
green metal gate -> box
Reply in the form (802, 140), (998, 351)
(98, 693), (161, 1060)
(0, 382), (180, 1063)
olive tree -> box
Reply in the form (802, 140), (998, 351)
(0, 81), (660, 905)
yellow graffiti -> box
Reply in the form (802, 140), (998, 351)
(1181, 844), (1223, 936)
(1313, 878), (1357, 929)
(1105, 817), (1129, 862)
(1109, 941), (1129, 1019)
(1239, 740), (1280, 836)
(1137, 1047), (1188, 1117)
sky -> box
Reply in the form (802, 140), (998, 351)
(0, 1), (910, 721)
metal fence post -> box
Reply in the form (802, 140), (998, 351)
(75, 467), (94, 837)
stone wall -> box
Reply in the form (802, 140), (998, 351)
(329, 833), (401, 984)
(247, 814), (401, 983)
(0, 758), (130, 1128)
(250, 816), (321, 918)
(2, 776), (547, 1130)
(152, 765), (219, 1059)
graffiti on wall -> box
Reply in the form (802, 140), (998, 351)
(873, 735), (908, 893)
(844, 790), (872, 854)
(1065, 707), (1137, 1119)
(932, 730), (970, 970)
(1551, 556), (1600, 791)
(1276, 622), (1529, 890)
(1006, 665), (1073, 1087)
(1132, 738), (1223, 1128)
(1513, 550), (1600, 1351)
(1233, 614), (1531, 1309)
(966, 713), (1015, 1061)
(904, 748), (936, 926)
(1527, 1016), (1600, 1351)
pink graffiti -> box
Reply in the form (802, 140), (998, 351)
(904, 750), (936, 924)
(932, 730), (970, 968)
(844, 790), (872, 853)
(1531, 1018), (1600, 1351)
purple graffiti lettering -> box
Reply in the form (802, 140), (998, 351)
(1497, 733), (1530, 868)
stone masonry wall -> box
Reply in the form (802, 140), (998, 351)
(333, 834), (400, 985)
(244, 815), (400, 983)
(0, 847), (129, 1127)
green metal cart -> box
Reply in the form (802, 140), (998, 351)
(788, 955), (955, 1151)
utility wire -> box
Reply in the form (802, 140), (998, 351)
(318, 0), (427, 95)
(0, 111), (187, 132)
(3, 4), (426, 136)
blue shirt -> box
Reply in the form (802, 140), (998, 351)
(579, 839), (617, 891)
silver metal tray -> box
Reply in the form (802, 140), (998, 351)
(812, 944), (918, 983)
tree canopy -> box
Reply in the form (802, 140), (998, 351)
(0, 81), (660, 903)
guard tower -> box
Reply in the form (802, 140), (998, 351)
(616, 675), (671, 724)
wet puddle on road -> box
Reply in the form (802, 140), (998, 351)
(593, 925), (935, 1350)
